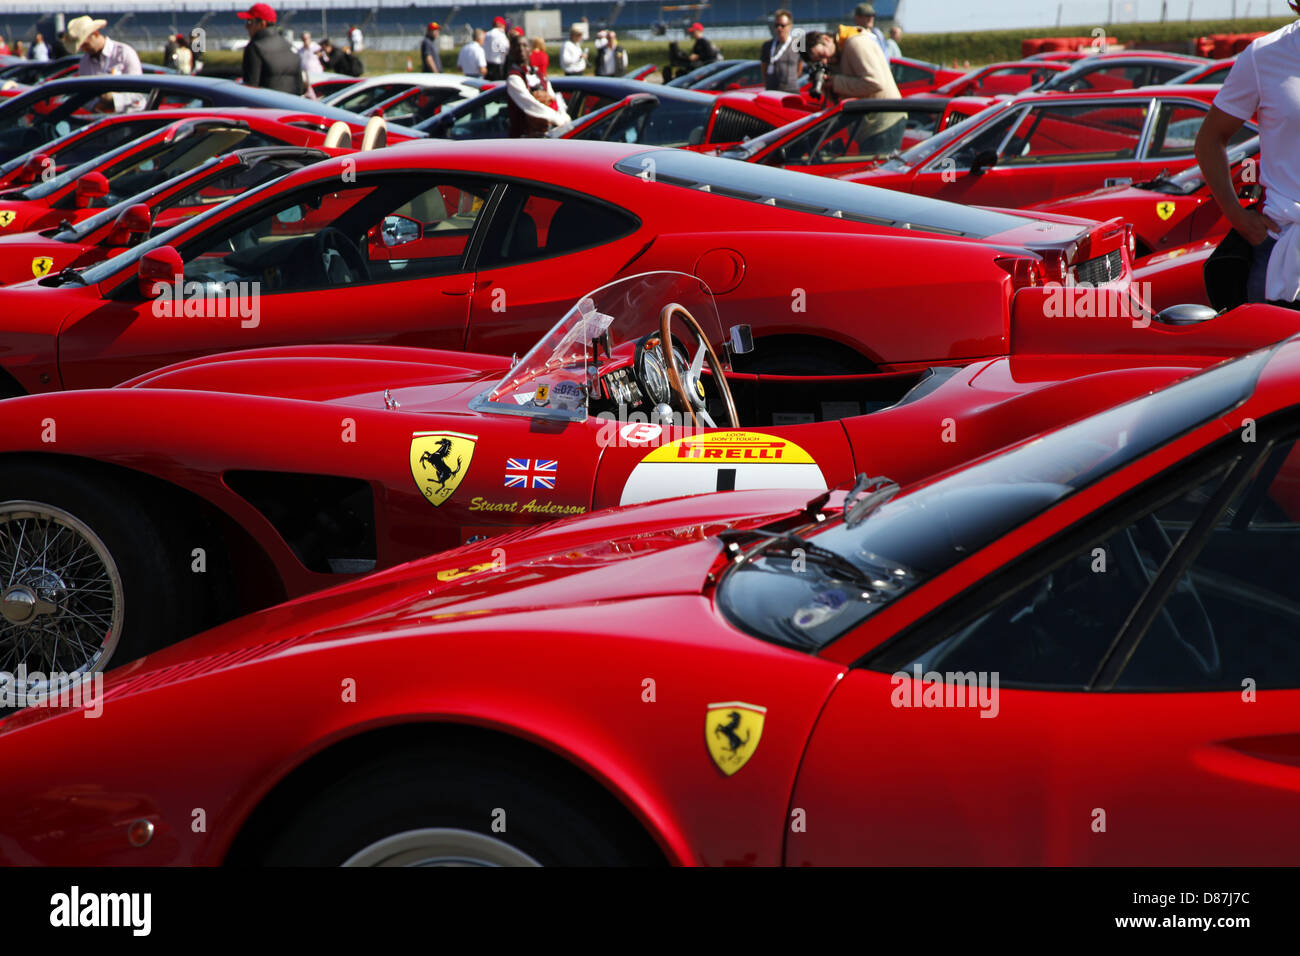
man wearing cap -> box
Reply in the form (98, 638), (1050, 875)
(853, 3), (889, 55)
(484, 17), (510, 81)
(68, 16), (145, 112)
(421, 21), (441, 73)
(239, 3), (304, 95)
(561, 24), (588, 75)
(686, 22), (721, 65)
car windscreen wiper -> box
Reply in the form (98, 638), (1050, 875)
(718, 527), (881, 591)
(844, 474), (900, 528)
(52, 265), (86, 285)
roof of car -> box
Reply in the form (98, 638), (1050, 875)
(844, 96), (948, 112)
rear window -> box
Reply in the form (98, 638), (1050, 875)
(614, 148), (1033, 239)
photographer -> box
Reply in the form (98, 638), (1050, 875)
(802, 27), (905, 149)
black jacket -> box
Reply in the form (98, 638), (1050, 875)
(242, 27), (303, 94)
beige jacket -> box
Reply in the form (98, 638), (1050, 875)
(829, 28), (900, 99)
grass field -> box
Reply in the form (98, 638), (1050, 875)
(140, 15), (1294, 79)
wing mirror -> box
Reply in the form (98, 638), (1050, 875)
(137, 245), (183, 300)
(106, 203), (152, 247)
(74, 171), (109, 209)
(728, 324), (754, 355)
(14, 152), (51, 186)
(380, 214), (421, 247)
(969, 149), (999, 175)
(1153, 303), (1217, 326)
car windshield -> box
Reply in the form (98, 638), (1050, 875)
(718, 346), (1271, 651)
(719, 110), (824, 160)
(667, 60), (736, 88)
(1147, 134), (1259, 195)
(473, 271), (725, 423)
(879, 101), (1008, 171)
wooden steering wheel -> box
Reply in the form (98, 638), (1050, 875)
(659, 302), (738, 428)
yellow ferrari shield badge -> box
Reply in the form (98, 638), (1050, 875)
(1156, 201), (1176, 221)
(0, 210), (15, 228)
(705, 701), (766, 776)
(409, 431), (476, 507)
(31, 256), (52, 277)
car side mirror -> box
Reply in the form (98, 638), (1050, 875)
(380, 214), (422, 247)
(1153, 303), (1217, 326)
(728, 324), (754, 355)
(107, 203), (152, 247)
(137, 245), (183, 300)
(74, 171), (110, 209)
(969, 149), (999, 175)
(15, 152), (50, 186)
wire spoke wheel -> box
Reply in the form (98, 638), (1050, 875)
(0, 501), (124, 697)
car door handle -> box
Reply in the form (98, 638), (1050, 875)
(1104, 177), (1133, 187)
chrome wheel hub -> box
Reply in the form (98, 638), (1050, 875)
(342, 828), (542, 867)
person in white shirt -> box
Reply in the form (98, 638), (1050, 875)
(30, 33), (49, 61)
(1196, 13), (1300, 305)
(459, 29), (487, 77)
(348, 25), (363, 52)
(561, 25), (587, 75)
(505, 33), (569, 136)
(484, 18), (510, 80)
(884, 26), (902, 59)
(299, 31), (323, 77)
(67, 16), (147, 113)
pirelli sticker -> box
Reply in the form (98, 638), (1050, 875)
(619, 430), (827, 505)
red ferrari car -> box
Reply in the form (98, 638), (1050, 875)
(841, 87), (1256, 210)
(0, 109), (375, 237)
(716, 97), (949, 177)
(0, 145), (350, 285)
(0, 138), (1135, 399)
(1033, 51), (1210, 93)
(1027, 135), (1260, 256)
(3, 335), (1299, 865)
(921, 59), (1069, 99)
(0, 112), (177, 190)
(1, 270), (1297, 687)
(890, 56), (965, 94)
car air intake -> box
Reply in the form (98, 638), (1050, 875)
(1074, 248), (1123, 285)
(711, 107), (774, 145)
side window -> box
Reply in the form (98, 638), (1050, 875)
(60, 120), (163, 166)
(1147, 101), (1252, 159)
(891, 62), (930, 86)
(765, 119), (828, 165)
(896, 469), (1232, 689)
(448, 97), (509, 139)
(1116, 437), (1300, 690)
(476, 188), (636, 267)
(177, 174), (492, 292)
(944, 110), (1017, 169)
(999, 103), (1147, 165)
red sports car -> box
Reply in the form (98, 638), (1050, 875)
(0, 138), (1135, 399)
(920, 59), (1069, 99)
(0, 112), (177, 190)
(3, 335), (1299, 865)
(0, 145), (350, 285)
(1033, 51), (1211, 93)
(1027, 135), (1260, 257)
(1, 270), (1296, 689)
(0, 108), (376, 238)
(840, 86), (1256, 210)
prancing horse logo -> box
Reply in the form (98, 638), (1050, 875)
(704, 701), (766, 776)
(408, 431), (477, 507)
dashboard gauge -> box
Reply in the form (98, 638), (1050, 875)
(636, 335), (671, 406)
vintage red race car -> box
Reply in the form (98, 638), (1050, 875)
(840, 87), (1255, 210)
(0, 145), (352, 285)
(0, 139), (1137, 398)
(0, 108), (379, 237)
(1026, 134), (1259, 256)
(3, 333), (1299, 865)
(2, 270), (1297, 691)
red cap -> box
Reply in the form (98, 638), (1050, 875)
(493, 16), (506, 26)
(175, 33), (184, 41)
(427, 21), (440, 30)
(689, 22), (705, 32)
(237, 3), (277, 23)
(511, 26), (524, 35)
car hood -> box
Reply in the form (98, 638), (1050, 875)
(0, 489), (823, 725)
(121, 344), (512, 408)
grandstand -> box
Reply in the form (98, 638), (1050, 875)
(0, 0), (898, 48)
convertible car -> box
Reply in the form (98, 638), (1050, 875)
(0, 109), (373, 237)
(2, 271), (1298, 689)
(840, 86), (1255, 210)
(0, 145), (348, 285)
(0, 138), (1136, 397)
(3, 334), (1299, 865)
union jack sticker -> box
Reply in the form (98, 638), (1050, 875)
(505, 458), (557, 490)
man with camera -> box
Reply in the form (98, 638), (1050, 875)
(802, 27), (905, 151)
